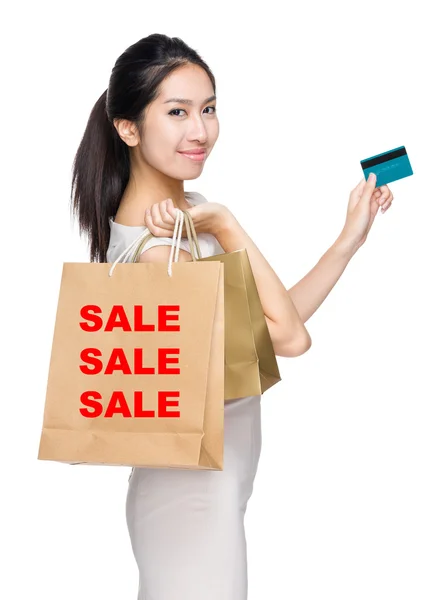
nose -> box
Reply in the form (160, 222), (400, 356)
(188, 114), (208, 143)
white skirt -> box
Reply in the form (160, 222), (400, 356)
(125, 394), (262, 600)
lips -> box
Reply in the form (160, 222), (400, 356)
(178, 148), (206, 155)
(178, 149), (207, 162)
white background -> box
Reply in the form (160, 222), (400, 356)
(1, 1), (436, 598)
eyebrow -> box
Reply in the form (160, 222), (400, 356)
(163, 95), (217, 105)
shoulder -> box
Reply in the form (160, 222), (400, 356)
(185, 190), (208, 205)
(107, 218), (146, 263)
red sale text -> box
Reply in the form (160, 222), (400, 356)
(78, 304), (182, 419)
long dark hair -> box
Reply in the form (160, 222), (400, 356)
(70, 34), (216, 263)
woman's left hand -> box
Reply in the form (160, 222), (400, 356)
(144, 198), (231, 237)
(338, 176), (394, 253)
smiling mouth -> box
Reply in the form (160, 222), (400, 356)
(178, 150), (207, 161)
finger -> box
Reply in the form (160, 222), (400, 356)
(350, 177), (373, 208)
(360, 173), (377, 203)
(381, 192), (394, 212)
(145, 204), (164, 234)
(356, 173), (380, 191)
(151, 202), (164, 227)
(166, 198), (176, 214)
(377, 185), (389, 205)
(381, 191), (393, 211)
(370, 192), (381, 211)
(165, 198), (181, 222)
(381, 201), (392, 213)
(370, 196), (380, 218)
(380, 190), (394, 207)
(163, 200), (187, 233)
(158, 199), (175, 225)
(144, 208), (157, 232)
(370, 190), (380, 204)
(378, 189), (393, 206)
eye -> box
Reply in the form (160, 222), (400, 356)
(168, 106), (217, 117)
(168, 108), (185, 117)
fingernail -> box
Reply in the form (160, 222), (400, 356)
(369, 173), (376, 182)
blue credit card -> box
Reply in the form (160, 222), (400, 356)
(360, 146), (413, 186)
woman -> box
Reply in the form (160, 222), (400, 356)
(71, 33), (393, 600)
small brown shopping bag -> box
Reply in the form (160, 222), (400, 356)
(37, 210), (225, 470)
(131, 210), (281, 401)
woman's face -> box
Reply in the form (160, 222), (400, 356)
(135, 63), (219, 181)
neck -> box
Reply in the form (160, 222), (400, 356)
(115, 155), (191, 226)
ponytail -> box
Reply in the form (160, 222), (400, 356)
(70, 90), (130, 263)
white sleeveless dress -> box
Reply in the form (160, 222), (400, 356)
(106, 191), (262, 600)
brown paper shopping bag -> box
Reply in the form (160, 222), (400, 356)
(132, 210), (281, 401)
(38, 210), (225, 470)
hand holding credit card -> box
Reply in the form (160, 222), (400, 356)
(360, 146), (413, 187)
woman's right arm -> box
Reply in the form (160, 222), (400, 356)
(211, 211), (312, 358)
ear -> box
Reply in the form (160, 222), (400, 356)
(113, 118), (140, 147)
